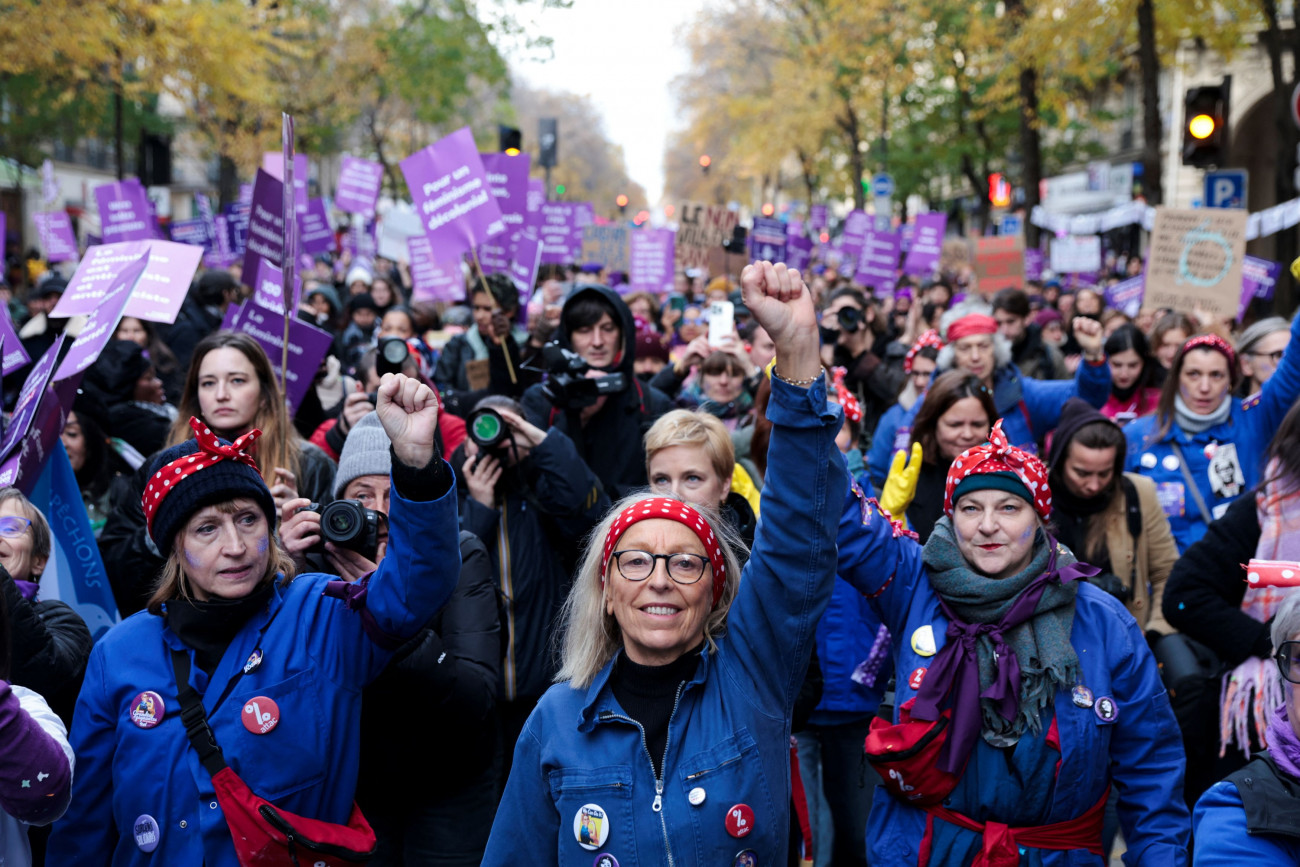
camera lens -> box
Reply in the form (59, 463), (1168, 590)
(329, 511), (356, 534)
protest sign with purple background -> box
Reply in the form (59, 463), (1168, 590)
(335, 156), (384, 216)
(854, 230), (902, 294)
(0, 335), (65, 463)
(408, 236), (463, 303)
(479, 152), (530, 273)
(204, 215), (240, 269)
(628, 229), (675, 294)
(35, 212), (78, 263)
(810, 205), (828, 231)
(401, 127), (505, 258)
(228, 301), (333, 413)
(539, 202), (577, 264)
(55, 241), (201, 324)
(839, 210), (871, 275)
(571, 203), (594, 256)
(95, 179), (154, 243)
(750, 217), (787, 264)
(297, 197), (334, 255)
(902, 213), (947, 277)
(1239, 256), (1282, 320)
(169, 218), (211, 250)
(786, 220), (803, 239)
(55, 251), (150, 381)
(242, 169), (285, 285)
(1105, 275), (1145, 318)
(0, 307), (28, 376)
(786, 234), (813, 274)
(252, 258), (301, 315)
(1024, 248), (1045, 283)
(262, 152), (309, 214)
(508, 235), (543, 295)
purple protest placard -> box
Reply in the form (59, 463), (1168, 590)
(810, 204), (828, 231)
(0, 308), (28, 376)
(401, 127), (505, 258)
(902, 213), (947, 277)
(408, 236), (464, 303)
(55, 251), (150, 381)
(839, 210), (871, 275)
(262, 152), (309, 215)
(750, 217), (787, 264)
(344, 220), (378, 258)
(786, 234), (813, 273)
(35, 212), (78, 263)
(297, 197), (334, 256)
(539, 202), (576, 264)
(196, 193), (216, 241)
(169, 218), (211, 250)
(54, 240), (202, 324)
(786, 220), (804, 239)
(204, 215), (239, 269)
(854, 230), (902, 294)
(570, 203), (594, 258)
(628, 229), (675, 294)
(335, 156), (384, 217)
(251, 258), (302, 315)
(242, 169), (285, 287)
(0, 335), (66, 463)
(230, 301), (333, 414)
(508, 235), (543, 295)
(1105, 275), (1145, 318)
(478, 152), (531, 274)
(1024, 248), (1045, 283)
(94, 179), (154, 243)
(1239, 256), (1282, 320)
(526, 180), (546, 233)
(281, 115), (300, 312)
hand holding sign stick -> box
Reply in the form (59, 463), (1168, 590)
(468, 247), (517, 385)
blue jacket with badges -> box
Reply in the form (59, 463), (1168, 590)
(1124, 314), (1300, 553)
(837, 484), (1189, 866)
(867, 359), (1110, 491)
(46, 474), (462, 867)
(481, 378), (849, 867)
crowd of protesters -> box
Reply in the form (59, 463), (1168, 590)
(1, 229), (1300, 867)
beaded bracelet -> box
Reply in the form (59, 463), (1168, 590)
(770, 365), (826, 387)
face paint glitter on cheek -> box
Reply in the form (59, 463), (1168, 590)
(257, 537), (269, 554)
(184, 550), (201, 568)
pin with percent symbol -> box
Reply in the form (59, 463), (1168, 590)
(241, 696), (280, 735)
(726, 803), (755, 838)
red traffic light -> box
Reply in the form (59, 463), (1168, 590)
(988, 173), (1012, 208)
(761, 203), (775, 217)
(699, 154), (711, 169)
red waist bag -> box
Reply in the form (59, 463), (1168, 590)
(863, 698), (960, 807)
(171, 649), (377, 866)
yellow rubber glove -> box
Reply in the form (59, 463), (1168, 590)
(877, 442), (923, 528)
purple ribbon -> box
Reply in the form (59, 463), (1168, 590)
(912, 546), (1099, 774)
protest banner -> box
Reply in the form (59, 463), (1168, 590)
(40, 159), (60, 206)
(0, 308), (28, 376)
(408, 235), (464, 303)
(479, 152), (531, 274)
(1024, 248), (1045, 282)
(0, 335), (65, 467)
(973, 237), (1025, 292)
(196, 193), (216, 242)
(297, 197), (334, 255)
(854, 229), (902, 294)
(94, 179), (154, 243)
(581, 224), (630, 272)
(280, 113), (300, 319)
(1239, 255), (1282, 320)
(35, 211), (78, 263)
(786, 234), (813, 273)
(507, 235), (543, 296)
(839, 210), (871, 274)
(242, 169), (285, 286)
(750, 217), (787, 264)
(335, 155), (384, 217)
(262, 152), (309, 214)
(1105, 275), (1145, 317)
(1144, 207), (1247, 321)
(169, 218), (211, 250)
(571, 203), (594, 259)
(539, 202), (578, 264)
(203, 215), (239, 269)
(1050, 235), (1102, 274)
(55, 251), (150, 381)
(902, 213), (947, 277)
(628, 229), (675, 294)
(401, 127), (505, 259)
(809, 204), (828, 231)
(676, 202), (738, 271)
(55, 240), (202, 325)
(226, 300), (333, 413)
(251, 258), (302, 316)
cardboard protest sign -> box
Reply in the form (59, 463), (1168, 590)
(297, 197), (334, 256)
(227, 301), (333, 414)
(676, 202), (738, 271)
(628, 229), (675, 294)
(0, 308), (29, 376)
(408, 236), (464, 303)
(280, 115), (300, 312)
(242, 169), (285, 287)
(401, 127), (505, 258)
(0, 335), (66, 466)
(1239, 256), (1282, 320)
(55, 241), (202, 325)
(750, 217), (787, 264)
(902, 213), (947, 277)
(35, 211), (78, 263)
(262, 152), (309, 214)
(94, 179), (154, 243)
(251, 258), (302, 315)
(479, 152), (531, 274)
(169, 218), (212, 250)
(335, 156), (384, 217)
(1144, 207), (1247, 321)
(1050, 235), (1102, 274)
(973, 237), (1025, 292)
(581, 225), (630, 272)
(507, 235), (543, 296)
(55, 251), (150, 381)
(854, 230), (902, 294)
(1105, 275), (1145, 317)
(377, 206), (424, 263)
(0, 379), (75, 511)
(538, 202), (578, 264)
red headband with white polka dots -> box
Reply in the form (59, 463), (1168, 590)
(602, 497), (728, 606)
(943, 419), (1052, 519)
(142, 417), (264, 535)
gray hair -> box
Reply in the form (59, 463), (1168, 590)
(936, 300), (1012, 374)
(1272, 593), (1300, 654)
(1236, 317), (1289, 356)
(553, 491), (747, 689)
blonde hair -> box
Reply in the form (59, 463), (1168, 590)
(146, 501), (296, 615)
(644, 410), (735, 486)
(554, 492), (746, 689)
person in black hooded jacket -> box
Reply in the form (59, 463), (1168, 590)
(81, 339), (178, 459)
(520, 285), (673, 500)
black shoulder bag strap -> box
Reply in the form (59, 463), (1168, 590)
(1169, 441), (1215, 525)
(1119, 475), (1143, 589)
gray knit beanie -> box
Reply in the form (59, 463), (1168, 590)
(334, 412), (391, 497)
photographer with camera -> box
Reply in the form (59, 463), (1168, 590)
(819, 288), (904, 440)
(521, 286), (673, 499)
(451, 395), (610, 789)
(436, 273), (539, 419)
(280, 412), (501, 866)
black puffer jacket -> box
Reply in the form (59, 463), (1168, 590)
(521, 285), (673, 500)
(434, 328), (539, 418)
(2, 567), (92, 724)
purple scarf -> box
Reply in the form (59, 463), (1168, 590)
(1268, 702), (1300, 780)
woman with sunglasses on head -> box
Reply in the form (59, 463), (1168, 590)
(1193, 593), (1300, 864)
(482, 262), (849, 867)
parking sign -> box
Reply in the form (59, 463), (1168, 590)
(1204, 170), (1248, 209)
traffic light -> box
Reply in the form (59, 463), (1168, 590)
(664, 204), (675, 218)
(988, 173), (1012, 208)
(539, 118), (558, 168)
(699, 154), (711, 175)
(616, 194), (629, 214)
(1182, 82), (1229, 167)
(761, 203), (775, 217)
(498, 125), (522, 155)
(555, 184), (566, 197)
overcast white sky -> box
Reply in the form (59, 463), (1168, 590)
(511, 0), (703, 204)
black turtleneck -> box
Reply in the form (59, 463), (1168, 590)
(166, 582), (274, 675)
(610, 647), (701, 778)
(1049, 477), (1114, 572)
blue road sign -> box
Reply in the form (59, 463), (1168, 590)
(1204, 170), (1248, 209)
(1000, 214), (1023, 237)
(873, 173), (894, 198)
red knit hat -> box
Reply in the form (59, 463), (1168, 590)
(946, 314), (998, 343)
(943, 419), (1052, 519)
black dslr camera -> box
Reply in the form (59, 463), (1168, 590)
(535, 343), (626, 409)
(304, 500), (386, 562)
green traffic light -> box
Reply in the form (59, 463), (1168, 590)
(556, 184), (566, 195)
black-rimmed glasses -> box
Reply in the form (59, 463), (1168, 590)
(1249, 349), (1285, 365)
(610, 550), (711, 585)
(1275, 640), (1300, 684)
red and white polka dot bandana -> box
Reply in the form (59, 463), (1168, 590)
(904, 329), (944, 374)
(943, 419), (1052, 519)
(142, 417), (264, 535)
(1183, 333), (1236, 367)
(830, 367), (862, 424)
(602, 497), (728, 606)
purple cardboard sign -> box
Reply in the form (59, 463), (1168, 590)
(628, 229), (675, 294)
(262, 152), (309, 215)
(526, 180), (546, 229)
(854, 229), (902, 294)
(168, 218), (211, 250)
(251, 258), (301, 315)
(750, 217), (788, 264)
(1105, 275), (1145, 318)
(839, 210), (871, 275)
(297, 197), (334, 256)
(786, 219), (804, 239)
(55, 240), (202, 324)
(55, 251), (150, 381)
(539, 202), (577, 264)
(570, 203), (594, 257)
(0, 334), (66, 463)
(280, 115), (300, 312)
(196, 193), (216, 241)
(1024, 248), (1045, 283)
(94, 179), (154, 243)
(35, 212), (78, 263)
(810, 204), (828, 231)
(507, 234), (543, 295)
(224, 202), (250, 255)
(242, 169), (285, 287)
(0, 308), (28, 376)
(786, 234), (813, 273)
(335, 156), (384, 217)
(1239, 256), (1283, 320)
(478, 152), (531, 274)
(902, 213), (947, 277)
(401, 127), (506, 258)
(231, 301), (333, 414)
(408, 235), (464, 303)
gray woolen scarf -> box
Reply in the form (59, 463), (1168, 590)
(923, 518), (1081, 747)
(1174, 393), (1233, 434)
